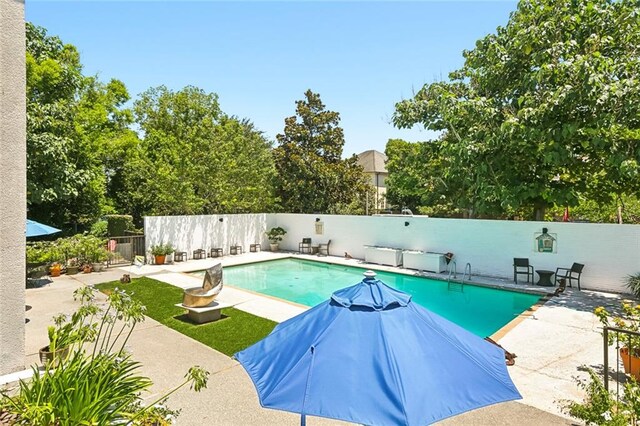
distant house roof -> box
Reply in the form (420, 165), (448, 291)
(357, 150), (387, 174)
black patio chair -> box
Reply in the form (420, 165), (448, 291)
(513, 258), (534, 284)
(555, 263), (585, 290)
(299, 238), (312, 254)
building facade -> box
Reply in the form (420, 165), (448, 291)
(357, 150), (388, 213)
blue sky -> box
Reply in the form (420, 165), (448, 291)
(26, 1), (517, 156)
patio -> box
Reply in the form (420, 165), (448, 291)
(7, 250), (626, 424)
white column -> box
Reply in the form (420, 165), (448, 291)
(0, 0), (26, 374)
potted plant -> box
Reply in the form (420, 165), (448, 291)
(39, 314), (80, 366)
(150, 243), (174, 265)
(266, 227), (287, 251)
(66, 258), (79, 275)
(595, 302), (640, 380)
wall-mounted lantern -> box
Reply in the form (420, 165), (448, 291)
(535, 227), (556, 253)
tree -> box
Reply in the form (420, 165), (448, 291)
(274, 90), (371, 214)
(26, 23), (134, 229)
(394, 0), (640, 220)
(120, 86), (276, 218)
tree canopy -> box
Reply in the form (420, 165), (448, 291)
(26, 22), (134, 229)
(117, 86), (276, 217)
(273, 90), (371, 214)
(393, 0), (640, 220)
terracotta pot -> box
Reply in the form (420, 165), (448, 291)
(620, 347), (640, 381)
(154, 255), (166, 265)
(83, 264), (92, 273)
(49, 264), (61, 277)
(39, 345), (70, 366)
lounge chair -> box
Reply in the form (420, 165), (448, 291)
(513, 258), (533, 284)
(555, 263), (584, 290)
(318, 240), (331, 256)
(299, 238), (312, 254)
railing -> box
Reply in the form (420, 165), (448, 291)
(107, 235), (146, 266)
(462, 263), (472, 283)
(447, 261), (457, 281)
(603, 326), (640, 394)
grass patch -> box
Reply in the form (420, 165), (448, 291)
(95, 277), (277, 356)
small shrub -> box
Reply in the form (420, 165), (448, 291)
(563, 368), (640, 425)
(150, 243), (174, 256)
(626, 273), (640, 298)
(266, 227), (286, 243)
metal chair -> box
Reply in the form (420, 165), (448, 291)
(555, 263), (585, 290)
(299, 238), (312, 254)
(513, 258), (534, 284)
(318, 240), (331, 256)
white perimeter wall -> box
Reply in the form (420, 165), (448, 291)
(145, 213), (640, 294)
(145, 214), (271, 259)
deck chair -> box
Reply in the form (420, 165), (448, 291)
(299, 238), (312, 254)
(318, 240), (331, 256)
(513, 258), (534, 284)
(555, 263), (584, 290)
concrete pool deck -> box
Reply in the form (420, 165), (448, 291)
(10, 251), (628, 424)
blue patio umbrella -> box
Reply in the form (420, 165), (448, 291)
(235, 271), (521, 426)
(26, 219), (61, 238)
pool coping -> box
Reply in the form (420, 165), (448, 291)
(181, 252), (553, 338)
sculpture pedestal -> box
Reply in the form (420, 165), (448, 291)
(175, 301), (233, 324)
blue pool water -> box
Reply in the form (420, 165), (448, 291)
(193, 258), (540, 336)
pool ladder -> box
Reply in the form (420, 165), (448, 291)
(447, 262), (472, 291)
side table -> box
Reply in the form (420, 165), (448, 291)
(210, 248), (223, 258)
(536, 269), (555, 287)
(193, 249), (206, 260)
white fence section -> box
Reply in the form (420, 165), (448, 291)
(145, 213), (640, 293)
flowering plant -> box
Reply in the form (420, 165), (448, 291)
(594, 302), (640, 356)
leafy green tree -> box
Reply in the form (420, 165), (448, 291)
(26, 23), (134, 229)
(120, 86), (276, 218)
(394, 0), (640, 220)
(274, 90), (371, 214)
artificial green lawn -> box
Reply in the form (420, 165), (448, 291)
(95, 277), (277, 356)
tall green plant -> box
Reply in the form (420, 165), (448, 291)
(1, 286), (209, 425)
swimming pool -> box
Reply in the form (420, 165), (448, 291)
(192, 258), (540, 336)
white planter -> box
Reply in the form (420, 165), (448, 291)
(270, 243), (279, 252)
(364, 246), (403, 266)
(402, 251), (447, 273)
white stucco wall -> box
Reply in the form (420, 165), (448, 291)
(144, 214), (272, 259)
(273, 214), (640, 293)
(146, 213), (640, 294)
(0, 0), (26, 374)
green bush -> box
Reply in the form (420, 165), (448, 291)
(105, 214), (134, 237)
(626, 273), (640, 298)
(563, 368), (640, 425)
(89, 220), (108, 238)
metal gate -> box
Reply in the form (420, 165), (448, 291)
(107, 235), (146, 266)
